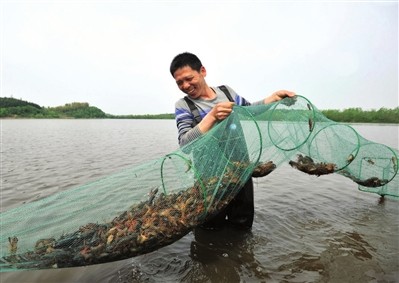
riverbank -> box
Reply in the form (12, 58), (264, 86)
(1, 97), (398, 123)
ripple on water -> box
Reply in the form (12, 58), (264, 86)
(1, 121), (397, 283)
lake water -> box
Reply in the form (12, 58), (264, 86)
(1, 120), (398, 283)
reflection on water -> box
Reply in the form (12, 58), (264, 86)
(110, 227), (271, 283)
(275, 231), (380, 283)
(1, 121), (398, 283)
(188, 227), (268, 282)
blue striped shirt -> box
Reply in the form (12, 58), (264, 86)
(174, 85), (262, 147)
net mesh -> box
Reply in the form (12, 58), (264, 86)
(1, 95), (398, 271)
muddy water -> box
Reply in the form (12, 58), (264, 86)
(1, 120), (398, 283)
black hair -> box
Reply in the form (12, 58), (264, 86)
(170, 52), (203, 76)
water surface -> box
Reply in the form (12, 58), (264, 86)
(1, 120), (398, 283)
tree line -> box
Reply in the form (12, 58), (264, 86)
(0, 98), (107, 118)
(0, 97), (398, 123)
(322, 107), (398, 124)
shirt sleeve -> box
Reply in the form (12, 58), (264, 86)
(174, 85), (262, 147)
(174, 99), (203, 147)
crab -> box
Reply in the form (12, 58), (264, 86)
(35, 238), (56, 254)
(252, 161), (276, 178)
(289, 154), (336, 176)
(8, 236), (18, 255)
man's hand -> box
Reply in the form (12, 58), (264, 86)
(209, 101), (235, 121)
(264, 90), (296, 104)
(198, 102), (235, 133)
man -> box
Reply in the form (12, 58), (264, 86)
(170, 52), (295, 230)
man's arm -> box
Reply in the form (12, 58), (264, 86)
(197, 102), (235, 134)
(175, 106), (202, 147)
(263, 90), (296, 104)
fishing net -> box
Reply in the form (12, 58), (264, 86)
(1, 95), (398, 271)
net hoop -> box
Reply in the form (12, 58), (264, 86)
(268, 95), (315, 151)
(308, 123), (361, 171)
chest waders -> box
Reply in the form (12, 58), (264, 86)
(184, 85), (254, 230)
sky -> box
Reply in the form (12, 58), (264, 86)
(1, 1), (398, 115)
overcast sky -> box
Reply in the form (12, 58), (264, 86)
(1, 1), (398, 115)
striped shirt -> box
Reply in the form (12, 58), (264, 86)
(174, 85), (263, 147)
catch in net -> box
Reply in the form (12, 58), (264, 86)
(1, 95), (397, 271)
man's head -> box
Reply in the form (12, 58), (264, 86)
(170, 52), (202, 77)
(170, 52), (208, 99)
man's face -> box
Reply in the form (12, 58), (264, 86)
(173, 66), (207, 99)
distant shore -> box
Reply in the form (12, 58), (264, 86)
(1, 97), (398, 123)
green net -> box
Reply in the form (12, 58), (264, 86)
(1, 95), (398, 271)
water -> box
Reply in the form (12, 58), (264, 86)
(1, 120), (398, 283)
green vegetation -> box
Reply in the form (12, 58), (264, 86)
(0, 97), (398, 123)
(51, 102), (107, 118)
(0, 98), (106, 119)
(322, 107), (399, 124)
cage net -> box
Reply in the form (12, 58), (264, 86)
(1, 95), (398, 271)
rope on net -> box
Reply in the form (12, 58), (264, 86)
(1, 95), (397, 271)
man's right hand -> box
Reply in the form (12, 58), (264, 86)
(210, 102), (235, 121)
(198, 102), (235, 133)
